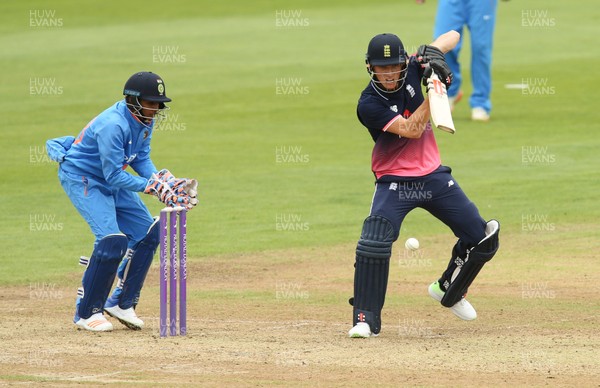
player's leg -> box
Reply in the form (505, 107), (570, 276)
(59, 169), (125, 332)
(104, 188), (158, 329)
(466, 0), (498, 117)
(434, 0), (466, 100)
(77, 234), (128, 331)
(349, 182), (412, 338)
(421, 168), (499, 319)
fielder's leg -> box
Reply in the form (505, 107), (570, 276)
(348, 215), (394, 338)
(467, 0), (498, 114)
(104, 218), (160, 330)
(434, 0), (466, 99)
(76, 234), (128, 332)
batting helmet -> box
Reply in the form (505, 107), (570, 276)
(365, 33), (409, 93)
(366, 33), (408, 67)
(123, 71), (171, 107)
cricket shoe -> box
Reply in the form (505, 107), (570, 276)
(448, 90), (463, 111)
(75, 312), (113, 332)
(428, 281), (477, 321)
(348, 322), (378, 338)
(471, 107), (490, 122)
(104, 305), (144, 330)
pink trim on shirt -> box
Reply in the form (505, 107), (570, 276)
(382, 114), (402, 132)
(372, 123), (441, 178)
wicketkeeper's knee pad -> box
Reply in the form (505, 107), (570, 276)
(352, 215), (395, 334)
(78, 234), (128, 319)
(441, 220), (500, 307)
(119, 218), (160, 309)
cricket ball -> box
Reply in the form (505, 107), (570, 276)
(405, 237), (420, 251)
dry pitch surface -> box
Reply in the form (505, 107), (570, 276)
(1, 233), (599, 387)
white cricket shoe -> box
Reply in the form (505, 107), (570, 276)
(104, 305), (144, 330)
(428, 282), (477, 321)
(348, 322), (378, 338)
(75, 312), (113, 332)
(471, 107), (490, 122)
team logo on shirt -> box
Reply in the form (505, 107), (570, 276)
(390, 105), (398, 113)
(407, 84), (415, 98)
(123, 154), (137, 166)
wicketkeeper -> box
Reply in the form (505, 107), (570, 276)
(46, 71), (198, 332)
(348, 32), (500, 338)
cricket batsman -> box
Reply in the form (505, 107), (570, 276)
(46, 71), (198, 332)
(348, 33), (500, 338)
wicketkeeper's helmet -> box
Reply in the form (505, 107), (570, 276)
(123, 71), (171, 126)
(365, 33), (409, 93)
(123, 71), (171, 108)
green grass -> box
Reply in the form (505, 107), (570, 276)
(1, 0), (599, 284)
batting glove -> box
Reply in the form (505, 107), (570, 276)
(422, 60), (453, 88)
(416, 45), (446, 65)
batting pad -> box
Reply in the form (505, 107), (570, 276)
(441, 220), (500, 307)
(119, 218), (160, 309)
(78, 234), (128, 319)
(352, 215), (394, 334)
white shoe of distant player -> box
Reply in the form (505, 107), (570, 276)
(348, 322), (378, 338)
(75, 312), (113, 332)
(471, 107), (490, 122)
(448, 90), (463, 111)
(104, 305), (144, 330)
(428, 282), (477, 321)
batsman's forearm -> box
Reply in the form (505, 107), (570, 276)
(386, 98), (431, 139)
(430, 30), (460, 54)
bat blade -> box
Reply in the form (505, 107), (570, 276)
(427, 72), (456, 134)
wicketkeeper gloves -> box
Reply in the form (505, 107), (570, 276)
(144, 169), (198, 210)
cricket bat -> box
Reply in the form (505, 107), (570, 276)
(427, 72), (456, 134)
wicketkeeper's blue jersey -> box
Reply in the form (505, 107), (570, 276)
(49, 100), (157, 192)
